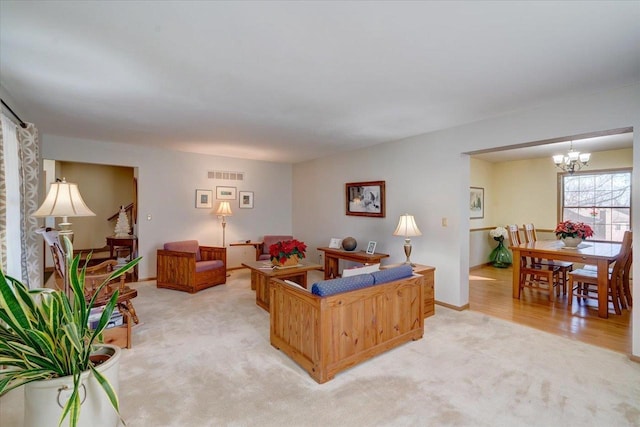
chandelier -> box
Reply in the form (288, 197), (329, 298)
(552, 142), (590, 174)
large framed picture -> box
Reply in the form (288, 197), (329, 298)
(470, 187), (484, 219)
(216, 186), (237, 200)
(195, 189), (213, 209)
(345, 181), (385, 218)
(239, 191), (254, 209)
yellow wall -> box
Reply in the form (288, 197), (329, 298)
(469, 148), (632, 267)
(57, 162), (134, 250)
(492, 148), (632, 230)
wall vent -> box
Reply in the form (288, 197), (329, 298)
(208, 170), (245, 181)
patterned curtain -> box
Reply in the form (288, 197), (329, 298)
(0, 119), (6, 272)
(17, 124), (41, 287)
(0, 114), (41, 286)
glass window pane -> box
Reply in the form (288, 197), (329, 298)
(561, 170), (631, 242)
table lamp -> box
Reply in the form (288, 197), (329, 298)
(393, 214), (422, 266)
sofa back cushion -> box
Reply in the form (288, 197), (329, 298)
(311, 274), (375, 297)
(262, 235), (294, 255)
(371, 264), (413, 284)
(164, 240), (201, 261)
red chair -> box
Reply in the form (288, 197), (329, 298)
(157, 240), (226, 293)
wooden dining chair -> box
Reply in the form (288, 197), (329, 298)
(568, 230), (632, 314)
(507, 224), (561, 301)
(523, 223), (573, 295)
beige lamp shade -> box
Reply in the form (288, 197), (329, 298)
(215, 201), (233, 217)
(393, 214), (422, 237)
(32, 178), (96, 218)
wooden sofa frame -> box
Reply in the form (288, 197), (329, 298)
(156, 246), (226, 293)
(269, 274), (424, 383)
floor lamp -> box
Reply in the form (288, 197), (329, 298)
(393, 214), (422, 266)
(32, 178), (96, 294)
(216, 201), (233, 247)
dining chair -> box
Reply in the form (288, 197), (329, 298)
(507, 224), (561, 301)
(522, 223), (573, 295)
(568, 230), (632, 314)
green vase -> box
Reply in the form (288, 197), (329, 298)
(489, 240), (512, 268)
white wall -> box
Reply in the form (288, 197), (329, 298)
(293, 84), (640, 357)
(41, 135), (293, 279)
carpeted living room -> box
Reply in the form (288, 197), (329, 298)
(1, 1), (640, 426)
(3, 269), (640, 426)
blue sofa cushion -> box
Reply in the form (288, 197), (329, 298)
(371, 265), (413, 284)
(311, 274), (375, 297)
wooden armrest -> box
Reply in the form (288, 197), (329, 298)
(85, 259), (118, 273)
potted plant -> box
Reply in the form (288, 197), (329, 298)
(554, 220), (594, 248)
(0, 237), (141, 427)
(269, 239), (307, 267)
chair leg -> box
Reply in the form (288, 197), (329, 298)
(124, 300), (140, 324)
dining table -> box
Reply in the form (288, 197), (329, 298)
(510, 239), (621, 318)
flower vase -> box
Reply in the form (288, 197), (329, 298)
(489, 240), (512, 268)
(272, 254), (299, 267)
(561, 236), (583, 248)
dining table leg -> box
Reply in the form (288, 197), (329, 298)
(512, 248), (521, 299)
(597, 259), (609, 318)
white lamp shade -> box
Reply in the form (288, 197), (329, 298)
(393, 214), (422, 237)
(552, 154), (565, 165)
(579, 152), (591, 162)
(216, 201), (233, 216)
(567, 150), (580, 161)
(32, 180), (96, 218)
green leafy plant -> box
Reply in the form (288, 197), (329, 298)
(0, 237), (141, 426)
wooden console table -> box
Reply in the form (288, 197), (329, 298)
(242, 260), (322, 311)
(106, 235), (138, 281)
(317, 247), (389, 279)
(384, 263), (435, 318)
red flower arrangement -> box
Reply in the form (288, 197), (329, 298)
(269, 239), (307, 264)
(554, 220), (594, 239)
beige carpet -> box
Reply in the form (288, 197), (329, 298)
(2, 269), (640, 426)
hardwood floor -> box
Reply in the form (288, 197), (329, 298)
(469, 264), (632, 354)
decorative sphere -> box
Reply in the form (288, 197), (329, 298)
(342, 237), (357, 251)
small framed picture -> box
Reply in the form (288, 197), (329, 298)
(328, 238), (342, 249)
(195, 189), (213, 209)
(239, 191), (254, 209)
(216, 186), (237, 200)
(470, 187), (484, 219)
(366, 241), (377, 254)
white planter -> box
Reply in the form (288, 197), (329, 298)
(561, 236), (583, 248)
(24, 344), (121, 427)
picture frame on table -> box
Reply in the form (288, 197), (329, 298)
(366, 241), (377, 254)
(345, 180), (385, 218)
(216, 186), (237, 200)
(239, 191), (254, 209)
(470, 187), (484, 219)
(195, 189), (213, 209)
(328, 238), (342, 249)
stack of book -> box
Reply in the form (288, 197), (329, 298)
(88, 306), (124, 330)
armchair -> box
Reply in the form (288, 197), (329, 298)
(157, 240), (227, 293)
(256, 235), (293, 261)
(40, 228), (139, 324)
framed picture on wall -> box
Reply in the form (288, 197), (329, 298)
(345, 181), (385, 217)
(195, 189), (213, 209)
(216, 186), (237, 200)
(239, 191), (254, 208)
(470, 187), (484, 219)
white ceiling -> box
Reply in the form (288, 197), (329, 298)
(1, 1), (638, 163)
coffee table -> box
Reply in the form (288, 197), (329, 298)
(242, 260), (322, 311)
